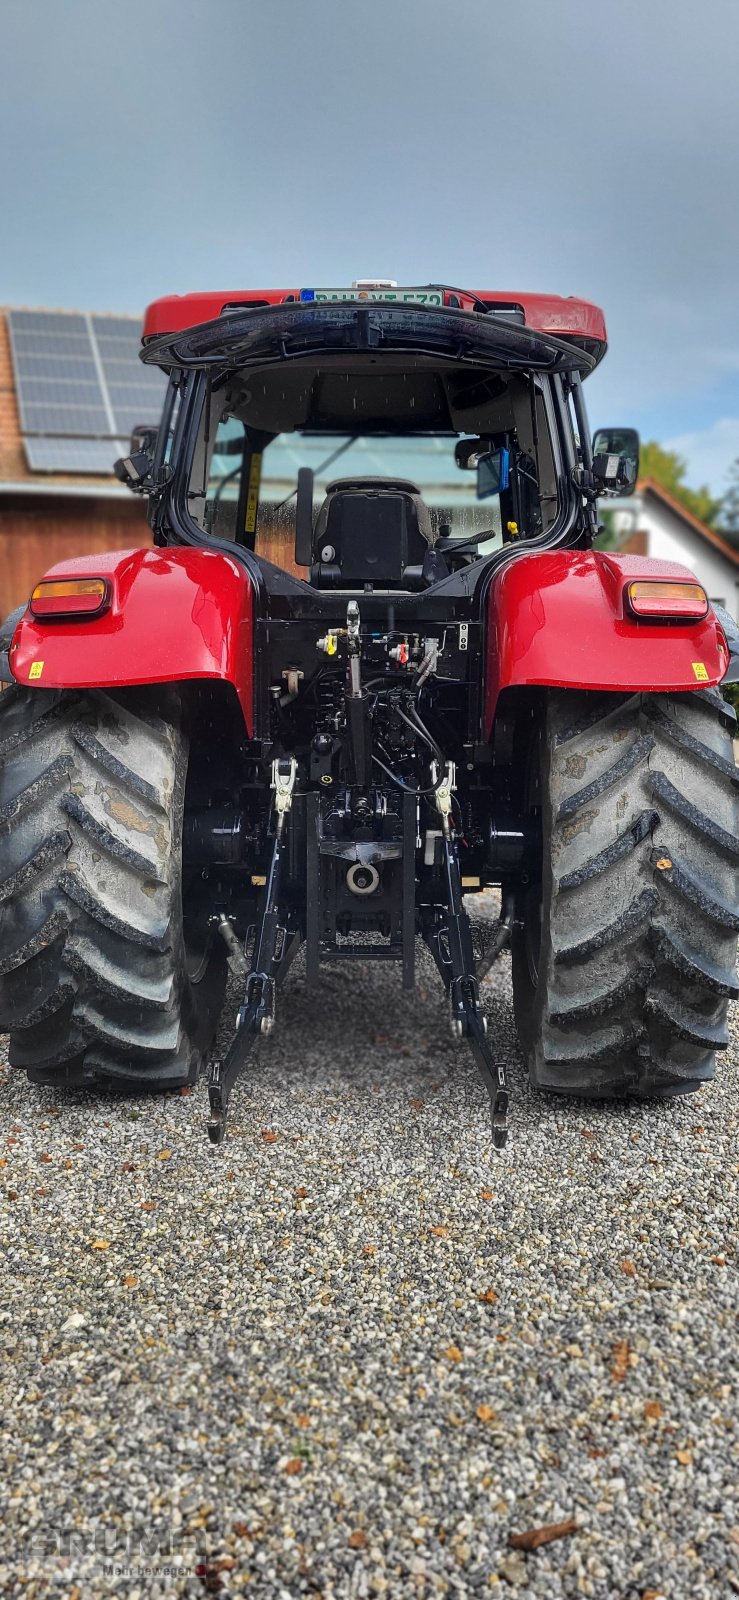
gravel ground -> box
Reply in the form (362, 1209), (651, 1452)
(1, 918), (738, 1600)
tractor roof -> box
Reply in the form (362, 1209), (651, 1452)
(142, 288), (607, 368)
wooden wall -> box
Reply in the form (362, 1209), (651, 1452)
(0, 497), (151, 617)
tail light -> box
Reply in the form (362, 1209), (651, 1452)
(626, 580), (709, 621)
(29, 578), (110, 619)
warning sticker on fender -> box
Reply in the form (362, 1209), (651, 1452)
(692, 662), (709, 681)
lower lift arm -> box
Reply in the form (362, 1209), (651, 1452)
(207, 758), (301, 1144)
(422, 762), (510, 1150)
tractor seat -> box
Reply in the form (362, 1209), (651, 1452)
(310, 477), (435, 589)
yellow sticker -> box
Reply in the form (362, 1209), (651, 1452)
(691, 662), (709, 682)
(28, 661), (44, 680)
(244, 452), (262, 536)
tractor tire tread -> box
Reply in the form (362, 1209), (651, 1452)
(0, 686), (222, 1090)
(513, 688), (739, 1099)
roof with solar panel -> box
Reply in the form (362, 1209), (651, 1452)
(0, 306), (166, 483)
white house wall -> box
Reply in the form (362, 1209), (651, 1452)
(613, 498), (739, 622)
(644, 500), (738, 622)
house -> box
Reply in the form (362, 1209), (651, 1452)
(0, 306), (164, 618)
(610, 479), (739, 622)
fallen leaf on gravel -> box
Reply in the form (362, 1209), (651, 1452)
(7, 1191), (18, 1201)
(0, 1159), (7, 1168)
(620, 1260), (637, 1277)
(35, 1188), (50, 1197)
(64, 1160), (73, 1171)
(232, 1522), (256, 1538)
(121, 1162), (135, 1173)
(430, 1225), (449, 1237)
(581, 1129), (594, 1138)
(71, 1142), (85, 1151)
(481, 1188), (495, 1200)
(675, 1448), (693, 1465)
(644, 1401), (664, 1420)
(157, 1149), (172, 1161)
(123, 1276), (138, 1289)
(180, 1086), (192, 1096)
(642, 1590), (666, 1599)
(295, 1186), (307, 1198)
(409, 1098), (424, 1111)
(262, 1131), (278, 1144)
(348, 1530), (367, 1548)
(295, 1413), (312, 1428)
(443, 1345), (462, 1363)
(611, 1340), (629, 1381)
(90, 1239), (110, 1250)
(712, 1256), (727, 1266)
(283, 1458), (303, 1475)
(226, 1172), (235, 1181)
(6, 1138), (18, 1147)
(479, 1288), (497, 1304)
(508, 1518), (578, 1551)
(476, 1404), (497, 1423)
(362, 1245), (376, 1256)
(140, 1202), (157, 1212)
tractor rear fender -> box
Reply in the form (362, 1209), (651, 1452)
(485, 549), (731, 734)
(7, 546), (255, 733)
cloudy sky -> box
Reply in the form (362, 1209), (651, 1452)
(2, 0), (738, 494)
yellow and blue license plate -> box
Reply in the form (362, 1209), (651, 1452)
(300, 287), (443, 305)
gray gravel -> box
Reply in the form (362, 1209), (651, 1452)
(1, 916), (738, 1599)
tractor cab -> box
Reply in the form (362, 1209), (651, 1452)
(133, 284), (616, 600)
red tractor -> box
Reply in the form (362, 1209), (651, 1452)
(1, 283), (737, 1147)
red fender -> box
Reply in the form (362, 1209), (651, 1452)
(485, 550), (730, 733)
(8, 547), (255, 733)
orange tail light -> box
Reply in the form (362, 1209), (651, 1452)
(30, 578), (110, 619)
(626, 580), (709, 620)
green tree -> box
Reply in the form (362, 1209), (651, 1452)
(639, 440), (721, 528)
(717, 457), (739, 549)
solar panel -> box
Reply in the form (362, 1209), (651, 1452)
(91, 314), (166, 437)
(24, 437), (130, 475)
(8, 310), (110, 437)
(7, 310), (167, 475)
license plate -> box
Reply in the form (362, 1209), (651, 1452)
(300, 287), (443, 306)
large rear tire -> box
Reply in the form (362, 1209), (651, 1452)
(0, 686), (226, 1089)
(512, 687), (739, 1097)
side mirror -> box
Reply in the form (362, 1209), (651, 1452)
(591, 427), (639, 497)
(113, 422), (160, 493)
(477, 447), (510, 500)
